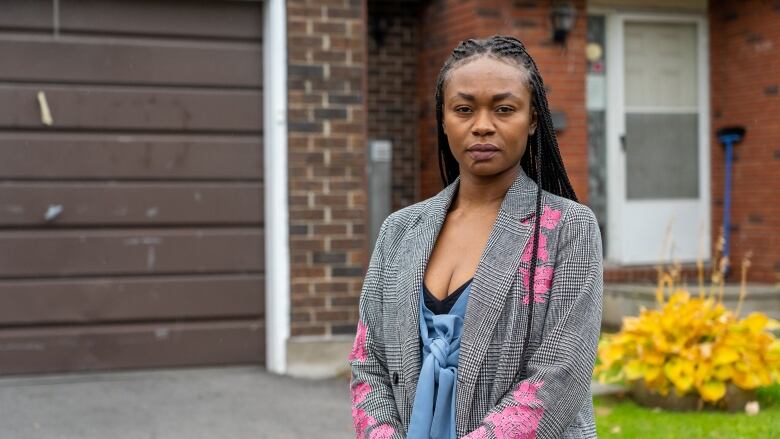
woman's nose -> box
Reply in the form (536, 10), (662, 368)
(472, 111), (495, 136)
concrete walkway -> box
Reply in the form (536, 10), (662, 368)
(0, 366), (625, 439)
(0, 366), (353, 439)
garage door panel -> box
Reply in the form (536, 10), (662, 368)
(0, 134), (263, 180)
(0, 1), (51, 31)
(62, 0), (263, 40)
(0, 0), (263, 41)
(0, 320), (265, 375)
(0, 86), (262, 132)
(0, 0), (266, 374)
(0, 229), (264, 278)
(0, 274), (264, 325)
(0, 38), (262, 87)
(0, 182), (263, 226)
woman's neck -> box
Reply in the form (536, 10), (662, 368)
(450, 165), (519, 213)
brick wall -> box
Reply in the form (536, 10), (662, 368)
(416, 0), (589, 202)
(710, 0), (780, 283)
(367, 1), (421, 211)
(287, 0), (369, 337)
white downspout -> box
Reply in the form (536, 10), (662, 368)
(262, 0), (289, 374)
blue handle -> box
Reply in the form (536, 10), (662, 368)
(722, 139), (734, 274)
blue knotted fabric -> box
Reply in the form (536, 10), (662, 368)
(407, 279), (472, 439)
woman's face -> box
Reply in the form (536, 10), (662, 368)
(442, 56), (537, 178)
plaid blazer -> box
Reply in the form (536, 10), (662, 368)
(349, 167), (603, 439)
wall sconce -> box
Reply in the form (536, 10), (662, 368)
(550, 1), (577, 46)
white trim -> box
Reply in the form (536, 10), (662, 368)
(605, 12), (624, 263)
(614, 11), (706, 22)
(586, 1), (707, 15)
(262, 0), (290, 374)
(697, 12), (712, 265)
(586, 6), (612, 15)
(604, 11), (711, 265)
(624, 106), (699, 114)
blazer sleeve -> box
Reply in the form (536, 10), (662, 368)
(349, 215), (406, 439)
(463, 203), (604, 439)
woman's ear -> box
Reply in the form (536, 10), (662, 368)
(529, 108), (538, 136)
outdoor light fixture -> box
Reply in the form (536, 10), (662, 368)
(550, 1), (577, 46)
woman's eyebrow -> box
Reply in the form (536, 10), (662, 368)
(454, 92), (519, 102)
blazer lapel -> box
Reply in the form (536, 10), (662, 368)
(395, 176), (459, 407)
(455, 168), (538, 433)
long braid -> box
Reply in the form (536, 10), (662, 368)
(433, 35), (578, 380)
(519, 131), (545, 380)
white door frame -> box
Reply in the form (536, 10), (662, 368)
(600, 11), (711, 265)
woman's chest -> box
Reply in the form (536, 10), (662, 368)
(423, 210), (497, 300)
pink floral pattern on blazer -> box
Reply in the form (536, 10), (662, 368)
(349, 326), (396, 438)
(519, 205), (562, 305)
(485, 381), (545, 439)
(348, 320), (368, 362)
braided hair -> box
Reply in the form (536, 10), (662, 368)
(434, 35), (578, 380)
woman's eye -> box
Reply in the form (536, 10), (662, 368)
(454, 106), (472, 114)
(496, 106), (515, 113)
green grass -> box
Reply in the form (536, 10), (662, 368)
(594, 383), (780, 438)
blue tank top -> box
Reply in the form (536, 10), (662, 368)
(422, 278), (473, 315)
(407, 278), (473, 439)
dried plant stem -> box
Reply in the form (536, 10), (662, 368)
(718, 255), (728, 305)
(697, 222), (706, 299)
(735, 252), (752, 319)
(697, 259), (705, 299)
(709, 227), (725, 301)
(655, 219), (675, 307)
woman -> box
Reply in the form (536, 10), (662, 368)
(349, 35), (603, 439)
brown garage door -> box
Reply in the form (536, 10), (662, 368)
(0, 0), (265, 374)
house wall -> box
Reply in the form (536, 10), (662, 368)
(709, 0), (780, 283)
(282, 0), (780, 376)
(286, 0), (371, 341)
(367, 1), (421, 212)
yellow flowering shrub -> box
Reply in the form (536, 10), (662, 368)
(595, 234), (780, 404)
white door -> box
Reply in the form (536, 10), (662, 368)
(607, 15), (710, 265)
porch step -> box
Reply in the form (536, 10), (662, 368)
(603, 262), (709, 284)
(602, 282), (780, 329)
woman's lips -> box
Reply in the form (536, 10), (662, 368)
(467, 150), (498, 161)
(466, 144), (499, 161)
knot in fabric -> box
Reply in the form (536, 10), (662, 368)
(425, 322), (457, 368)
(408, 281), (472, 439)
(428, 337), (450, 367)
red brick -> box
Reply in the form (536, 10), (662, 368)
(291, 325), (327, 336)
(314, 310), (351, 322)
(291, 266), (326, 278)
(331, 238), (363, 250)
(313, 282), (351, 293)
(330, 295), (359, 307)
(288, 0), (370, 336)
(313, 224), (349, 235)
(289, 237), (325, 251)
(710, 0), (780, 282)
(291, 295), (325, 307)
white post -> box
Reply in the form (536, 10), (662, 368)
(263, 0), (289, 374)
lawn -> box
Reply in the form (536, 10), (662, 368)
(594, 383), (780, 438)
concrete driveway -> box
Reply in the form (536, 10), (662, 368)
(0, 366), (353, 439)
